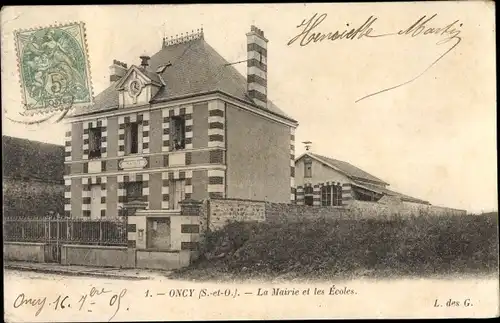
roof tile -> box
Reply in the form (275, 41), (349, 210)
(311, 153), (389, 185)
(352, 180), (430, 204)
(70, 38), (295, 122)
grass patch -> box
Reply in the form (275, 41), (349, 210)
(170, 213), (499, 281)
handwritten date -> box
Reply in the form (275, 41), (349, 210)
(13, 286), (128, 321)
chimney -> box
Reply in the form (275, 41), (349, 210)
(140, 55), (150, 69)
(246, 25), (268, 109)
(109, 59), (128, 83)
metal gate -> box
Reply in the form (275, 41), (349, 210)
(4, 215), (128, 263)
(46, 216), (62, 262)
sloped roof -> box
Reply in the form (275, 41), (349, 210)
(141, 67), (163, 85)
(70, 37), (295, 122)
(2, 136), (65, 184)
(352, 180), (430, 205)
(296, 152), (428, 204)
(73, 84), (120, 116)
(306, 153), (389, 185)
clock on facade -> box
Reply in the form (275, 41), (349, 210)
(127, 78), (144, 103)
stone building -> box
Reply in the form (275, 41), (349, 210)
(294, 151), (430, 207)
(63, 26), (298, 221)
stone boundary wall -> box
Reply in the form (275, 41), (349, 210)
(59, 244), (195, 270)
(3, 242), (47, 263)
(60, 244), (135, 268)
(349, 200), (467, 218)
(264, 203), (348, 223)
(136, 250), (192, 270)
(206, 198), (266, 231)
(203, 198), (468, 228)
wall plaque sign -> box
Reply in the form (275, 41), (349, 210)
(119, 156), (147, 170)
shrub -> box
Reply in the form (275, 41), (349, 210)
(172, 213), (499, 280)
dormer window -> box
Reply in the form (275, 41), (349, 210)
(116, 64), (163, 108)
(89, 127), (102, 159)
(156, 63), (170, 74)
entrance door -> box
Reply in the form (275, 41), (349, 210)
(147, 218), (171, 249)
(304, 185), (314, 206)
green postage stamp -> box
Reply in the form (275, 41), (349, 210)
(14, 22), (94, 116)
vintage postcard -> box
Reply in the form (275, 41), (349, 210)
(1, 3), (498, 322)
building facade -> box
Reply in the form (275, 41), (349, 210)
(64, 26), (298, 220)
(295, 152), (430, 207)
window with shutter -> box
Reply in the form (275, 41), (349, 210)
(125, 181), (143, 202)
(125, 122), (140, 155)
(171, 116), (186, 150)
(89, 128), (102, 159)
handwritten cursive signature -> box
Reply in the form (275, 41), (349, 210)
(287, 13), (463, 102)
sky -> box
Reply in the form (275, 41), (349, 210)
(1, 3), (497, 213)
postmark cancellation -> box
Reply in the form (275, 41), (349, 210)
(14, 22), (94, 116)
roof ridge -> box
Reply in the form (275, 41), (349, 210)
(311, 152), (342, 162)
(162, 28), (204, 48)
(309, 152), (388, 185)
(312, 152), (361, 167)
(153, 37), (201, 69)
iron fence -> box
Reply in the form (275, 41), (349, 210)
(3, 216), (128, 246)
